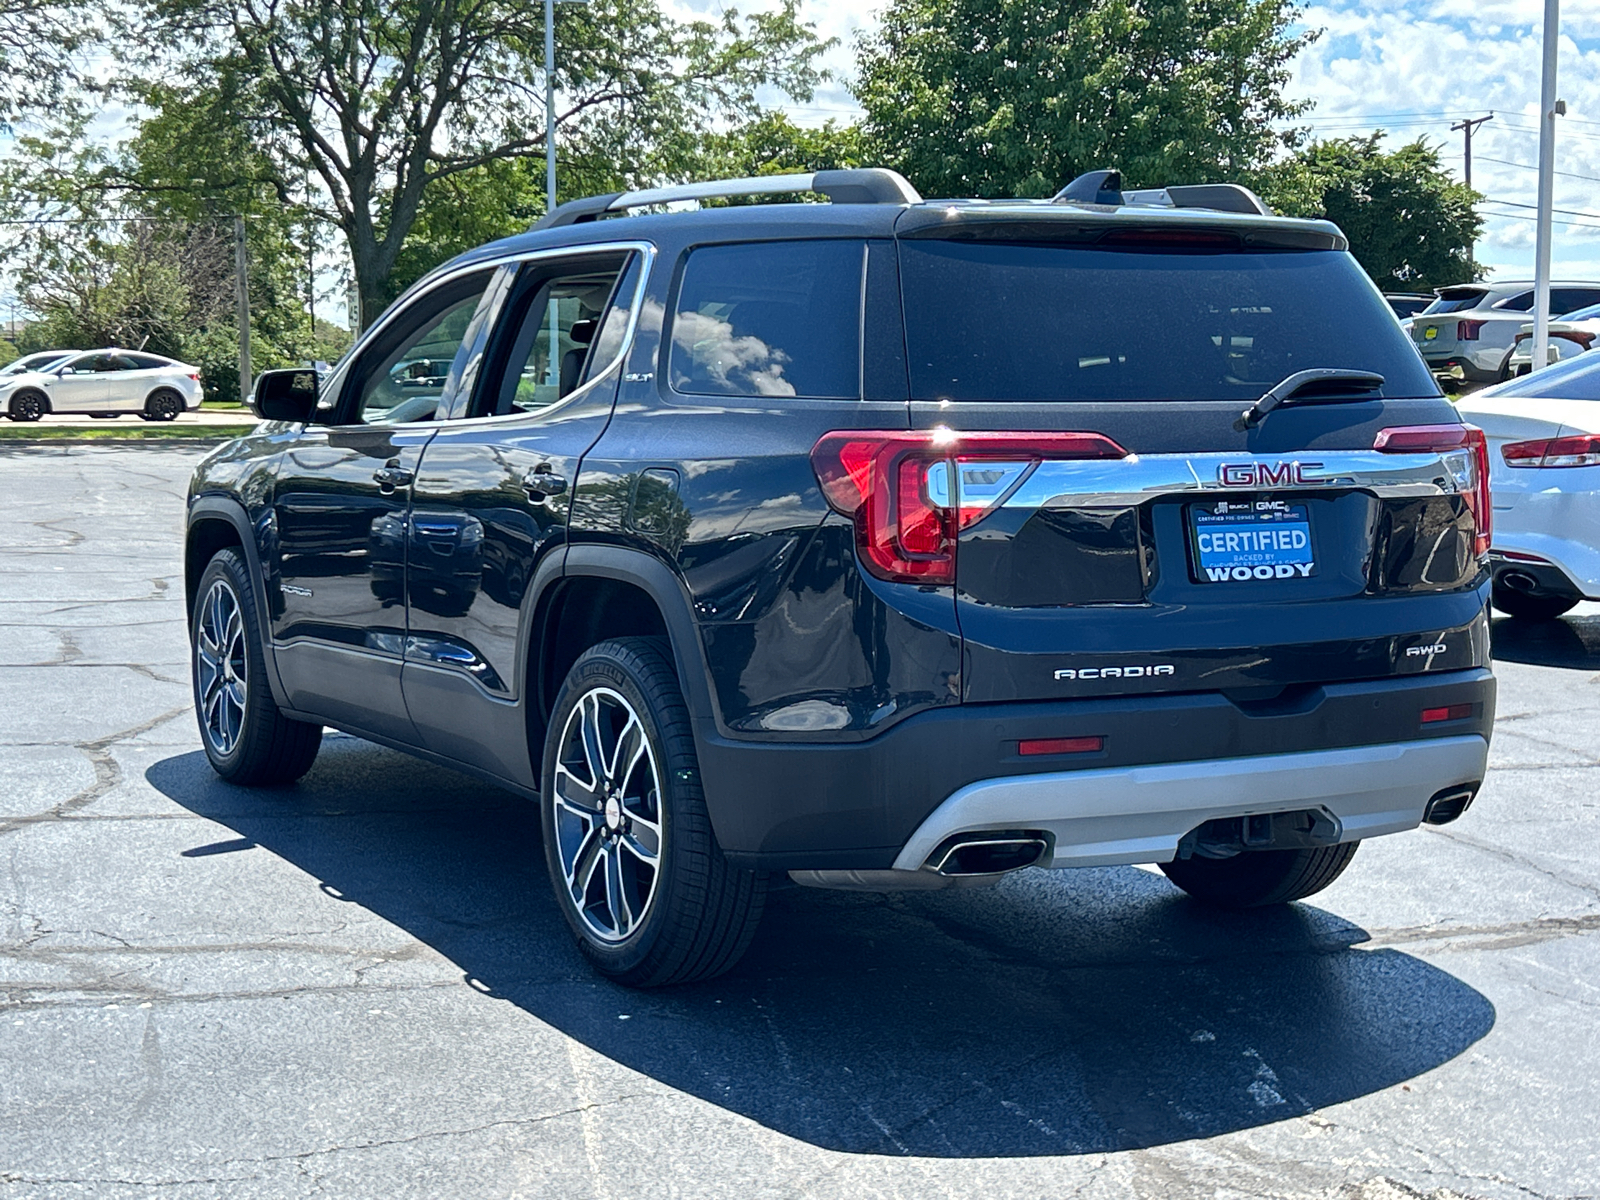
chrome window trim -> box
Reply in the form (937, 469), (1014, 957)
(315, 240), (655, 428)
(999, 449), (1474, 510)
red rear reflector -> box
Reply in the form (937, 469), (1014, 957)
(1502, 434), (1600, 468)
(1374, 424), (1491, 557)
(1421, 704), (1474, 724)
(1457, 319), (1485, 341)
(811, 429), (1128, 585)
(1019, 736), (1104, 756)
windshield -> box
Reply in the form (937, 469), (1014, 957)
(1560, 302), (1600, 322)
(2, 353), (67, 375)
(898, 242), (1438, 402)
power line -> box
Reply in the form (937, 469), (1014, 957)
(1482, 196), (1600, 219)
(1476, 154), (1600, 184)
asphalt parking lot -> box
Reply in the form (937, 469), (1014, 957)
(3, 443), (1599, 1200)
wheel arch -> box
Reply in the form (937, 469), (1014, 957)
(528, 547), (720, 755)
(187, 495), (291, 707)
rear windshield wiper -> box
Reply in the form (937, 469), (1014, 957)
(1234, 369), (1385, 432)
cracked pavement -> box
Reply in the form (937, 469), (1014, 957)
(2, 443), (1599, 1199)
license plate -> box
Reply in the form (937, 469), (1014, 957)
(1424, 326), (1438, 340)
(1191, 501), (1316, 583)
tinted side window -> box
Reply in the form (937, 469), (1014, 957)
(669, 240), (863, 399)
(126, 353), (168, 369)
(480, 257), (628, 417)
(343, 271), (493, 425)
(1497, 292), (1535, 312)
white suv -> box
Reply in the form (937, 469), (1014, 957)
(1410, 281), (1600, 385)
(1, 349), (205, 421)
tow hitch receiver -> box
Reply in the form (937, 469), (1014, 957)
(1176, 808), (1344, 860)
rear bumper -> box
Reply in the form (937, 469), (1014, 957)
(1490, 495), (1600, 596)
(700, 667), (1495, 870)
(891, 735), (1488, 871)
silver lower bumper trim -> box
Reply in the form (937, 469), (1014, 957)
(891, 736), (1489, 872)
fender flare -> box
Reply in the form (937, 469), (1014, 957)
(187, 494), (291, 708)
(544, 545), (723, 738)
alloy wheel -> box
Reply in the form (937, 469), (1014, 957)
(552, 687), (664, 943)
(195, 578), (248, 755)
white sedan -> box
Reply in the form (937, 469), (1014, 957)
(1457, 354), (1600, 619)
(1, 349), (205, 422)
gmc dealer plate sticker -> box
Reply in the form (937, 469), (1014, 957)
(1191, 500), (1316, 583)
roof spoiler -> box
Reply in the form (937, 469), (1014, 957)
(1053, 170), (1275, 216)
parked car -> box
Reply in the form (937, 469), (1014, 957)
(0, 349), (203, 421)
(185, 167), (1494, 987)
(1502, 301), (1600, 376)
(0, 350), (71, 377)
(1409, 280), (1600, 385)
(1457, 352), (1600, 619)
(1385, 293), (1433, 319)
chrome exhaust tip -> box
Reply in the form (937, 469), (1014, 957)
(924, 832), (1050, 877)
(1423, 784), (1479, 826)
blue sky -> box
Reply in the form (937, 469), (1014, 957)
(735, 0), (1600, 282)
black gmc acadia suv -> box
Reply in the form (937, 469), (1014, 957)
(186, 168), (1495, 986)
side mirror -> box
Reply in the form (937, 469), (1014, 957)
(58, 366), (76, 375)
(250, 368), (320, 422)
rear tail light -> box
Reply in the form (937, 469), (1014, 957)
(810, 429), (1129, 584)
(1457, 319), (1486, 341)
(188, 373), (200, 381)
(1502, 434), (1600, 469)
(1421, 704), (1474, 724)
(1373, 424), (1491, 557)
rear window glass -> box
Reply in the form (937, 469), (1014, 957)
(1422, 291), (1488, 315)
(669, 240), (862, 398)
(1484, 352), (1600, 400)
(899, 242), (1438, 402)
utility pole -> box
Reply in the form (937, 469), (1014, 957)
(1451, 113), (1494, 190)
(1533, 0), (1561, 374)
(233, 215), (252, 403)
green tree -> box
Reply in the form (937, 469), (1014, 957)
(696, 112), (867, 179)
(1256, 135), (1483, 290)
(855, 0), (1313, 199)
(132, 0), (829, 326)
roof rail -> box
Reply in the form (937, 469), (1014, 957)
(1051, 169), (1275, 217)
(532, 168), (923, 230)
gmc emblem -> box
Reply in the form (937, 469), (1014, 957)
(1217, 460), (1325, 487)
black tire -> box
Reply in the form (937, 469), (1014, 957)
(541, 637), (765, 987)
(1492, 584), (1578, 621)
(191, 548), (322, 785)
(8, 390), (46, 422)
(1160, 842), (1360, 908)
(145, 389), (184, 421)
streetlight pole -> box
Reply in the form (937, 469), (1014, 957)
(545, 0), (557, 214)
(1533, 0), (1560, 374)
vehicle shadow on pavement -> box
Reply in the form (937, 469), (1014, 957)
(1490, 613), (1600, 670)
(148, 738), (1495, 1158)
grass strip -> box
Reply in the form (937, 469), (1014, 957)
(0, 424), (258, 441)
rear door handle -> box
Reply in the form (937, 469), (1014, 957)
(372, 465), (414, 492)
(523, 465), (568, 500)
